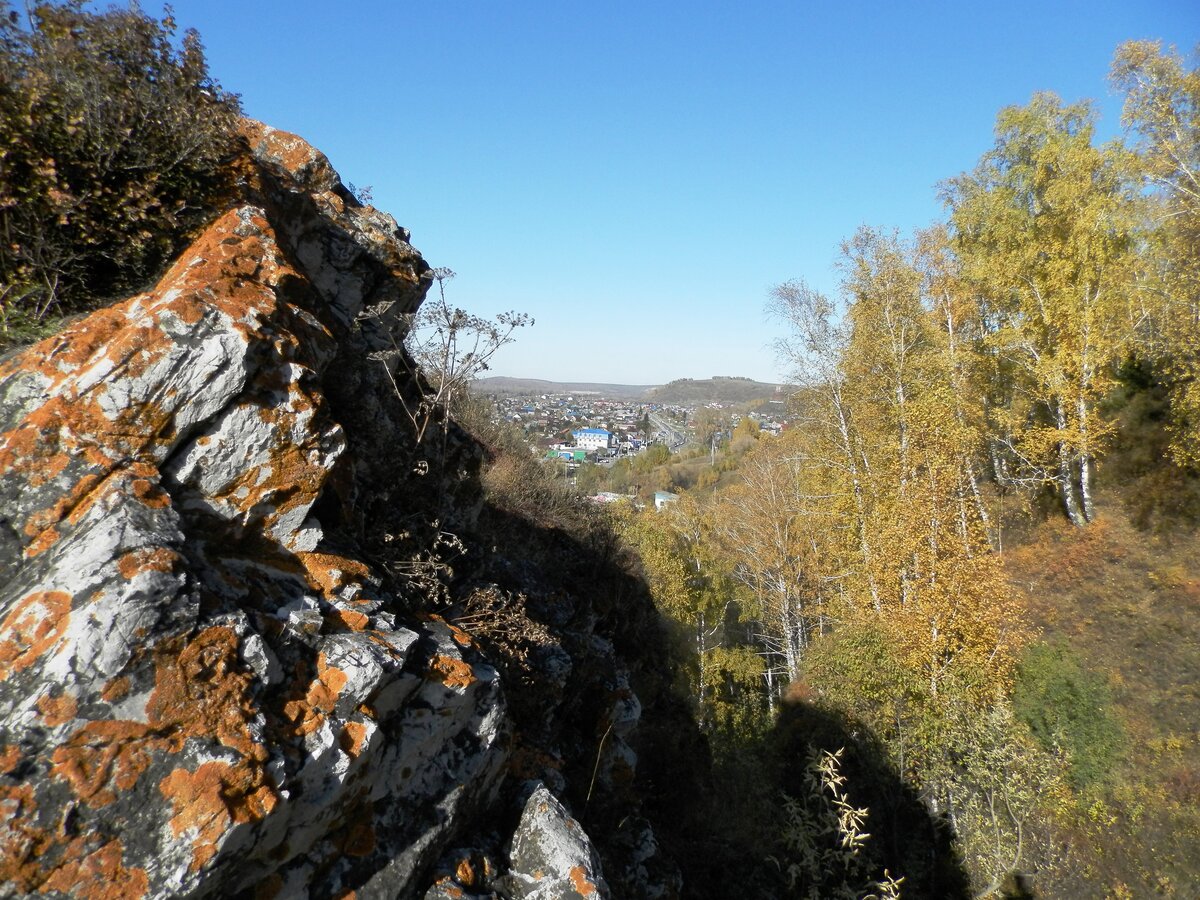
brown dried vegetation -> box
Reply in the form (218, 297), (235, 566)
(0, 1), (241, 345)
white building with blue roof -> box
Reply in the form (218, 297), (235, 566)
(572, 427), (614, 452)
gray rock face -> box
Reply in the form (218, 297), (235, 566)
(509, 785), (610, 900)
(0, 121), (686, 899)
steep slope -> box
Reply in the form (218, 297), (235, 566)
(0, 122), (702, 899)
(1003, 505), (1200, 896)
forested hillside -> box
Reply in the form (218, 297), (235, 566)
(612, 41), (1200, 898)
(648, 377), (785, 405)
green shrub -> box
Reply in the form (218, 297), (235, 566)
(1013, 641), (1124, 789)
(635, 443), (671, 472)
(0, 1), (240, 343)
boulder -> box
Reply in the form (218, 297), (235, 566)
(509, 784), (610, 899)
(0, 121), (692, 899)
(0, 123), (502, 900)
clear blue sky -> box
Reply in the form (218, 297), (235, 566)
(168, 1), (1196, 385)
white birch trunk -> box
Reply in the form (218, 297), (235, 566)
(1054, 398), (1086, 526)
(1077, 393), (1094, 523)
(832, 385), (881, 611)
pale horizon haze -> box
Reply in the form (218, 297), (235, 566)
(165, 1), (1197, 385)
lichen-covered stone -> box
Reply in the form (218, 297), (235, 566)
(0, 123), (501, 900)
(0, 120), (689, 900)
(509, 784), (610, 900)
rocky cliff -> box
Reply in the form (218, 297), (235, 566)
(0, 123), (705, 899)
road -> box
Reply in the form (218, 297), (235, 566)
(648, 411), (688, 450)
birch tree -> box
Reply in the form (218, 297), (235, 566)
(770, 280), (882, 611)
(915, 225), (1000, 545)
(837, 229), (1023, 699)
(945, 93), (1139, 525)
(1111, 40), (1200, 467)
(714, 431), (834, 687)
(617, 500), (752, 727)
(769, 230), (1024, 702)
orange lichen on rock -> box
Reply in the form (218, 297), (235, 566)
(23, 524), (60, 558)
(100, 676), (130, 703)
(45, 627), (269, 817)
(0, 302), (125, 384)
(0, 590), (71, 680)
(295, 552), (372, 597)
(93, 320), (179, 383)
(23, 450), (69, 489)
(307, 653), (349, 712)
(39, 838), (149, 900)
(50, 721), (162, 808)
(36, 692), (78, 727)
(131, 478), (171, 509)
(147, 627), (267, 762)
(0, 783), (46, 892)
(339, 819), (376, 858)
(160, 760), (278, 872)
(420, 615), (472, 648)
(12, 401), (171, 558)
(240, 121), (337, 189)
(2, 347), (177, 499)
(327, 608), (370, 632)
(0, 199), (302, 563)
(116, 547), (179, 580)
(569, 866), (599, 896)
(157, 211), (274, 304)
(428, 655), (475, 690)
(0, 745), (20, 775)
(339, 722), (369, 759)
(58, 470), (108, 526)
(280, 698), (325, 738)
(0, 791), (150, 899)
(454, 858), (477, 887)
(281, 653), (348, 737)
(215, 422), (330, 535)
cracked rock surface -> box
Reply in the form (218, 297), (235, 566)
(0, 122), (697, 899)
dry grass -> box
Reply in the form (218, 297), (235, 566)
(1002, 499), (1200, 897)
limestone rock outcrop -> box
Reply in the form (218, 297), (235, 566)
(0, 123), (696, 898)
(508, 784), (610, 899)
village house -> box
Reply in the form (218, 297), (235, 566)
(572, 427), (614, 452)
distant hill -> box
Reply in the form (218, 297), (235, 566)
(474, 375), (790, 405)
(473, 377), (655, 400)
(648, 376), (788, 405)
